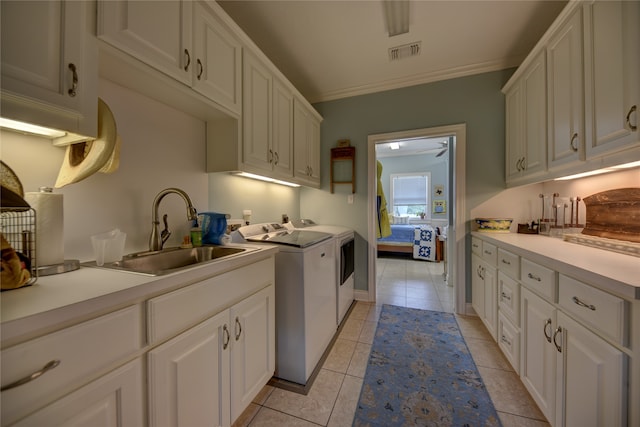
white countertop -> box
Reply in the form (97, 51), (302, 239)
(1, 244), (278, 348)
(472, 232), (639, 300)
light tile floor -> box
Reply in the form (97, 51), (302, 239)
(234, 255), (549, 426)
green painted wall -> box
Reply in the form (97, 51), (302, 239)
(300, 68), (515, 297)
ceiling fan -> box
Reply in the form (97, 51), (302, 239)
(435, 141), (448, 157)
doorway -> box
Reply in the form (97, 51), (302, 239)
(367, 124), (466, 314)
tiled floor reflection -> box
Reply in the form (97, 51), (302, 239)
(233, 255), (548, 427)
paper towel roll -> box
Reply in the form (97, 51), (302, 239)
(25, 188), (64, 266)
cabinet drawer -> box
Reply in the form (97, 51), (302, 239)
(1, 305), (142, 426)
(498, 312), (520, 374)
(147, 257), (274, 344)
(498, 271), (520, 326)
(520, 258), (556, 301)
(481, 242), (497, 265)
(497, 248), (519, 279)
(471, 237), (482, 255)
(558, 275), (626, 345)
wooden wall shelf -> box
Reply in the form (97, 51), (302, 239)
(330, 146), (355, 193)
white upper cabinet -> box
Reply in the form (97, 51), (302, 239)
(97, 0), (192, 86)
(294, 98), (322, 188)
(191, 1), (242, 115)
(0, 0), (97, 141)
(97, 0), (241, 115)
(583, 0), (639, 158)
(547, 6), (585, 171)
(505, 51), (547, 184)
(242, 49), (294, 179)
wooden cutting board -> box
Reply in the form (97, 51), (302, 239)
(582, 188), (640, 243)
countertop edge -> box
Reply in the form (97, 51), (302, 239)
(1, 244), (279, 348)
(471, 232), (639, 300)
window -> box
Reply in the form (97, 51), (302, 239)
(390, 173), (430, 218)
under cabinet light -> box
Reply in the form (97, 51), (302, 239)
(0, 117), (66, 138)
(232, 172), (300, 187)
(554, 161), (640, 180)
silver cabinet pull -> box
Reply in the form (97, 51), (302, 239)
(500, 291), (511, 302)
(235, 317), (242, 341)
(527, 272), (541, 282)
(184, 49), (191, 71)
(268, 149), (274, 164)
(274, 151), (279, 165)
(484, 249), (492, 256)
(553, 326), (563, 353)
(570, 132), (579, 152)
(68, 63), (78, 97)
(543, 318), (552, 344)
(1, 360), (60, 392)
(501, 259), (511, 265)
(572, 296), (596, 311)
(222, 324), (230, 350)
(626, 105), (637, 131)
(500, 335), (511, 346)
(197, 58), (203, 80)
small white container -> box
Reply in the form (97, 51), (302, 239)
(91, 229), (126, 266)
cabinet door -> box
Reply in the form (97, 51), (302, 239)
(1, 0), (97, 139)
(242, 51), (272, 172)
(12, 359), (144, 427)
(521, 52), (547, 176)
(148, 311), (231, 427)
(471, 254), (485, 320)
(192, 1), (242, 115)
(555, 312), (626, 427)
(547, 7), (584, 170)
(583, 0), (640, 158)
(521, 288), (556, 423)
(293, 99), (321, 187)
(482, 263), (498, 340)
(272, 78), (294, 178)
(307, 117), (321, 184)
(230, 286), (275, 422)
(97, 0), (192, 85)
(505, 81), (524, 182)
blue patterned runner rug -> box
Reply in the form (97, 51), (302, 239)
(353, 305), (501, 426)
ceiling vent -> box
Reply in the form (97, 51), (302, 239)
(389, 41), (421, 61)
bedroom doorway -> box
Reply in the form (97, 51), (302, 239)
(367, 124), (466, 315)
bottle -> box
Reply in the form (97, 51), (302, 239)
(190, 227), (202, 247)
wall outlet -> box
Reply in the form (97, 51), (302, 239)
(347, 194), (354, 204)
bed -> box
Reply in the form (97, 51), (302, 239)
(377, 224), (442, 261)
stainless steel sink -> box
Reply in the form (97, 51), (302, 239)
(83, 246), (251, 276)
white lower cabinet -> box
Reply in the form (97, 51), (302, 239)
(555, 311), (626, 427)
(472, 253), (498, 340)
(148, 285), (275, 427)
(11, 359), (144, 427)
(521, 287), (558, 422)
(520, 262), (627, 427)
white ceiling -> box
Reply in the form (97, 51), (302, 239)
(218, 0), (567, 104)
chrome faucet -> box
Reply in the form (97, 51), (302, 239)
(149, 188), (198, 251)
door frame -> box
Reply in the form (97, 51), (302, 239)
(367, 123), (467, 314)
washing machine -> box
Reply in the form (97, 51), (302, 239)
(235, 222), (336, 386)
(291, 219), (355, 325)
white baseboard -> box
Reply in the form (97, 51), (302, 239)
(354, 289), (371, 302)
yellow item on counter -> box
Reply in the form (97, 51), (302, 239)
(376, 161), (391, 238)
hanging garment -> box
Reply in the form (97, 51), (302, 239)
(376, 161), (391, 238)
